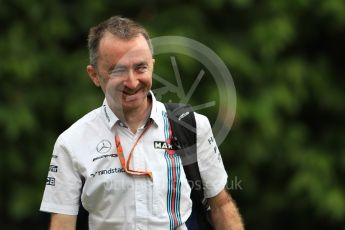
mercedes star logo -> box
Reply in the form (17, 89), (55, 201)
(96, 140), (112, 153)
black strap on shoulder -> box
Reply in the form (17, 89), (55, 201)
(165, 103), (213, 230)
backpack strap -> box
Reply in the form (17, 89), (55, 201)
(165, 103), (213, 230)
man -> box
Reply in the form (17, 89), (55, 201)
(40, 16), (244, 230)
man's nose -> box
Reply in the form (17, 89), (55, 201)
(123, 70), (139, 89)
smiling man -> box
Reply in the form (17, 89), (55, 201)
(87, 31), (154, 133)
(40, 16), (244, 230)
(86, 19), (155, 133)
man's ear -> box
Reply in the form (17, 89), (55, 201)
(151, 58), (155, 70)
(86, 64), (101, 87)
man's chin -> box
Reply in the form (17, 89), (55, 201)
(124, 93), (141, 102)
(122, 89), (149, 102)
(121, 96), (146, 110)
(120, 103), (143, 113)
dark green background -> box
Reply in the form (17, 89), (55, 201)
(1, 0), (344, 229)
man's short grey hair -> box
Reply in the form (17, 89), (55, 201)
(87, 16), (152, 68)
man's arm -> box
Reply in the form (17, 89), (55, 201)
(208, 189), (244, 230)
(50, 213), (77, 230)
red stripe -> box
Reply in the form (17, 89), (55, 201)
(170, 155), (178, 227)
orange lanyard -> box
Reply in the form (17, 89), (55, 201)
(115, 119), (153, 178)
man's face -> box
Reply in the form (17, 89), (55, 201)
(88, 32), (154, 114)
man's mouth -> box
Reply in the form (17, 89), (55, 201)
(122, 89), (143, 102)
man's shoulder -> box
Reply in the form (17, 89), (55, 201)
(154, 99), (166, 111)
(194, 112), (209, 124)
(58, 107), (102, 141)
(155, 100), (211, 129)
(158, 101), (208, 120)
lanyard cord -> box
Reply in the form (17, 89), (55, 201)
(115, 119), (153, 178)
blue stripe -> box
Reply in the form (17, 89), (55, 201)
(163, 111), (174, 230)
(163, 111), (169, 140)
(174, 154), (179, 223)
(162, 110), (183, 229)
(163, 111), (173, 229)
(165, 152), (174, 230)
(174, 154), (183, 225)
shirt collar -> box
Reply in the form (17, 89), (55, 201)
(101, 91), (162, 130)
(148, 91), (161, 128)
(102, 99), (119, 129)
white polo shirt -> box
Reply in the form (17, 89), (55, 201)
(40, 92), (228, 230)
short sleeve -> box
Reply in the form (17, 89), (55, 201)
(40, 135), (82, 215)
(195, 113), (228, 198)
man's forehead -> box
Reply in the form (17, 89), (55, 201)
(114, 49), (152, 64)
(99, 33), (152, 64)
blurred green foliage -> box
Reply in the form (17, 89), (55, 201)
(1, 0), (345, 229)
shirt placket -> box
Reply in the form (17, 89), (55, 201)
(133, 129), (151, 230)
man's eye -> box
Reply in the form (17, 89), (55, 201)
(110, 68), (126, 76)
(136, 65), (148, 72)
